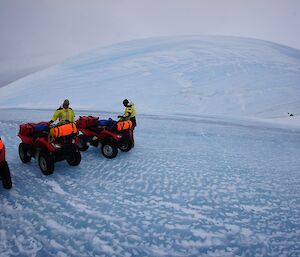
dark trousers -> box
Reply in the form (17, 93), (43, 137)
(130, 117), (136, 129)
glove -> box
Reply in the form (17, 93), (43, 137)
(117, 115), (123, 119)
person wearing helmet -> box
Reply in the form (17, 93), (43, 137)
(49, 99), (75, 125)
(118, 99), (136, 129)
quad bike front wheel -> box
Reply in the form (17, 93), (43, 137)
(19, 143), (31, 163)
(101, 142), (118, 159)
(67, 148), (81, 166)
(77, 135), (89, 151)
(38, 151), (54, 175)
(0, 161), (12, 189)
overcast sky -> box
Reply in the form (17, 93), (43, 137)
(0, 0), (300, 87)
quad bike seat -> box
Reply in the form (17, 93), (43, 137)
(88, 126), (105, 134)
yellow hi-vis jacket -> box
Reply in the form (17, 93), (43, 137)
(50, 107), (75, 124)
(123, 102), (136, 120)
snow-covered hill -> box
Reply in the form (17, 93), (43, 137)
(1, 0), (300, 89)
(1, 36), (300, 123)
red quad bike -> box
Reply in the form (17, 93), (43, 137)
(0, 138), (12, 189)
(18, 122), (81, 175)
(76, 116), (134, 159)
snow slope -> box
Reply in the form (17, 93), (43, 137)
(0, 36), (300, 123)
(0, 36), (300, 256)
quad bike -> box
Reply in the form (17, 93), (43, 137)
(0, 137), (12, 189)
(76, 116), (134, 159)
(18, 122), (81, 175)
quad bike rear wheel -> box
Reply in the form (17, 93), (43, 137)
(38, 151), (54, 175)
(19, 143), (31, 163)
(101, 142), (118, 159)
(119, 140), (133, 152)
(0, 161), (12, 189)
(119, 131), (134, 152)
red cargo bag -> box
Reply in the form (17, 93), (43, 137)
(19, 123), (35, 136)
(76, 116), (99, 129)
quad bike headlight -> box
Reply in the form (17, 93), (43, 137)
(52, 143), (62, 149)
(117, 134), (122, 139)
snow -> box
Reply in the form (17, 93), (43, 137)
(0, 36), (300, 256)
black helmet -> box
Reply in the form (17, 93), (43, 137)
(123, 99), (129, 106)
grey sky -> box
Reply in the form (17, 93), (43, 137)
(0, 0), (300, 87)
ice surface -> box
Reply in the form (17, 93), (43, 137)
(0, 109), (299, 256)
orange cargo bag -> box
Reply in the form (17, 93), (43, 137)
(0, 138), (3, 150)
(116, 120), (132, 131)
(50, 123), (77, 137)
